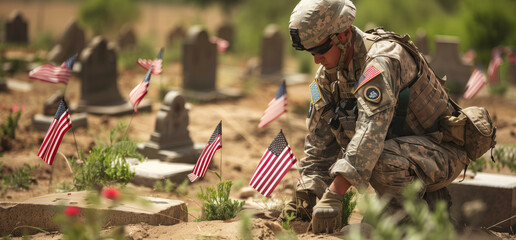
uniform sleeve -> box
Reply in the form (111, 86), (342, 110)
(330, 56), (400, 189)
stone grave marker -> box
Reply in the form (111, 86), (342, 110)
(138, 91), (203, 163)
(430, 36), (473, 95)
(216, 22), (234, 50)
(126, 158), (194, 187)
(5, 11), (28, 44)
(76, 36), (151, 115)
(448, 172), (516, 232)
(33, 91), (87, 131)
(260, 24), (284, 76)
(166, 25), (186, 47)
(118, 25), (137, 50)
(182, 25), (217, 92)
(508, 59), (516, 86)
(0, 191), (187, 236)
(48, 20), (85, 64)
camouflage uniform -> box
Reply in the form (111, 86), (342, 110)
(299, 25), (470, 205)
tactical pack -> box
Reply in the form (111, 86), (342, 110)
(366, 27), (497, 161)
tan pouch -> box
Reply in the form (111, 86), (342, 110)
(461, 107), (496, 160)
(439, 114), (467, 146)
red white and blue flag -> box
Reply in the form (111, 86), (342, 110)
(137, 48), (163, 75)
(29, 55), (76, 84)
(188, 121), (222, 182)
(37, 99), (72, 165)
(249, 130), (297, 197)
(258, 80), (287, 128)
(129, 66), (153, 113)
(464, 66), (487, 99)
(488, 49), (503, 83)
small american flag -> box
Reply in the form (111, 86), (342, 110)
(37, 99), (72, 165)
(258, 80), (287, 128)
(29, 55), (76, 84)
(137, 48), (163, 75)
(464, 66), (487, 99)
(188, 121), (222, 182)
(129, 66), (153, 113)
(249, 130), (297, 197)
(488, 49), (503, 83)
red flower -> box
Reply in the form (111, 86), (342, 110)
(64, 206), (80, 217)
(102, 187), (121, 200)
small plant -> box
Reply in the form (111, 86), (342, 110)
(0, 108), (22, 151)
(2, 164), (38, 190)
(239, 211), (254, 240)
(153, 179), (176, 192)
(197, 179), (245, 221)
(72, 121), (144, 191)
(176, 179), (189, 197)
(280, 212), (296, 231)
(468, 145), (516, 174)
(342, 189), (357, 225)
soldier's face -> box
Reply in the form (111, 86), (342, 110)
(312, 38), (341, 69)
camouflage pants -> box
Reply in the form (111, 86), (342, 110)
(369, 134), (469, 207)
(297, 134), (469, 201)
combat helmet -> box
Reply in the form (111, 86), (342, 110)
(289, 0), (356, 51)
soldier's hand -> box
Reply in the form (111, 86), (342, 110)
(312, 188), (344, 234)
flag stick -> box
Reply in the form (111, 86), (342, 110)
(124, 110), (137, 138)
(219, 143), (223, 182)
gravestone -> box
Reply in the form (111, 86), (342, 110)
(216, 22), (234, 50)
(415, 29), (429, 56)
(508, 60), (516, 86)
(0, 191), (187, 236)
(166, 25), (186, 47)
(126, 158), (194, 187)
(138, 91), (204, 163)
(76, 36), (151, 115)
(32, 91), (88, 131)
(260, 24), (284, 76)
(48, 20), (85, 64)
(118, 25), (137, 50)
(5, 11), (28, 44)
(182, 25), (217, 92)
(448, 172), (516, 232)
(429, 36), (473, 96)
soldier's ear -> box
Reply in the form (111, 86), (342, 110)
(337, 28), (351, 42)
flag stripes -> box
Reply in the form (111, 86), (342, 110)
(29, 56), (76, 84)
(37, 100), (72, 165)
(464, 67), (487, 99)
(488, 49), (503, 83)
(188, 121), (222, 182)
(129, 66), (153, 112)
(137, 48), (163, 75)
(258, 80), (287, 128)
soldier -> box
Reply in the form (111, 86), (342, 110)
(284, 0), (470, 233)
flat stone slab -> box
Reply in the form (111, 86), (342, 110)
(448, 172), (516, 232)
(127, 158), (194, 187)
(0, 191), (187, 236)
(32, 113), (88, 131)
(138, 142), (205, 164)
(71, 99), (151, 116)
(181, 88), (242, 103)
(6, 79), (31, 92)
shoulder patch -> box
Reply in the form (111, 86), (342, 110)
(353, 65), (383, 94)
(309, 79), (322, 104)
(364, 86), (382, 103)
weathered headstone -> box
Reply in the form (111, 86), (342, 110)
(166, 25), (186, 47)
(182, 25), (217, 92)
(47, 20), (85, 64)
(448, 172), (516, 232)
(76, 36), (151, 115)
(117, 25), (137, 50)
(5, 11), (28, 44)
(0, 191), (187, 236)
(260, 24), (284, 76)
(429, 36), (473, 95)
(138, 91), (203, 163)
(216, 22), (234, 50)
(127, 158), (194, 187)
(33, 91), (88, 131)
(415, 29), (429, 56)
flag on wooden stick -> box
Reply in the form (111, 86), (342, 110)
(188, 121), (222, 182)
(29, 55), (76, 84)
(249, 130), (297, 197)
(488, 49), (503, 83)
(129, 66), (153, 112)
(258, 80), (287, 128)
(464, 66), (487, 99)
(137, 48), (163, 75)
(37, 99), (72, 165)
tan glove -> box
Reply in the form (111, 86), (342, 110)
(279, 189), (317, 221)
(312, 188), (344, 233)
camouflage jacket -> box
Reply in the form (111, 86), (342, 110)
(304, 26), (453, 189)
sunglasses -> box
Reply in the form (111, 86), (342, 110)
(307, 37), (334, 55)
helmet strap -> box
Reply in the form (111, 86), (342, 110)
(330, 28), (354, 71)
